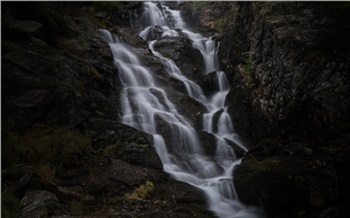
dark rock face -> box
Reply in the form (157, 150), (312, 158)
(217, 2), (350, 217)
(19, 190), (68, 218)
(234, 133), (350, 218)
(1, 2), (212, 217)
(2, 2), (121, 132)
(219, 2), (350, 142)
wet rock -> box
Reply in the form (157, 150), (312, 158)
(176, 95), (205, 127)
(224, 138), (246, 158)
(140, 25), (165, 41)
(198, 131), (217, 155)
(91, 122), (153, 149)
(153, 36), (204, 81)
(200, 71), (218, 96)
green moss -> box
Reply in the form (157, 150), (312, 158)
(239, 52), (254, 87)
(235, 158), (271, 184)
(241, 52), (252, 74)
(124, 181), (154, 199)
(238, 52), (253, 87)
(158, 51), (173, 59)
(137, 143), (150, 150)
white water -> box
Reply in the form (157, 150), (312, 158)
(101, 2), (264, 218)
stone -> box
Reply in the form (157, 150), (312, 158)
(19, 190), (68, 218)
(200, 71), (219, 96)
(198, 131), (217, 155)
(153, 36), (204, 81)
(234, 139), (339, 217)
(10, 20), (44, 37)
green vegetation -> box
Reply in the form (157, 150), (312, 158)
(2, 127), (92, 182)
(2, 127), (92, 217)
(124, 181), (154, 199)
(100, 144), (116, 157)
(241, 52), (252, 74)
(204, 18), (224, 32)
(137, 143), (150, 150)
(14, 127), (92, 164)
(239, 52), (253, 87)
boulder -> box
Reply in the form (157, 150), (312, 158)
(19, 190), (68, 218)
(8, 20), (44, 38)
(153, 36), (204, 81)
(200, 71), (218, 96)
(234, 139), (339, 218)
(198, 131), (217, 155)
(140, 25), (165, 41)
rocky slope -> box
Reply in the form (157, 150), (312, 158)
(1, 2), (212, 217)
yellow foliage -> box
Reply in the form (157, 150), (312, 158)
(124, 181), (154, 200)
(101, 144), (115, 157)
(36, 163), (57, 183)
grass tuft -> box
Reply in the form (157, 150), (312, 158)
(124, 181), (154, 200)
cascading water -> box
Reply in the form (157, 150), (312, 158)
(101, 2), (265, 218)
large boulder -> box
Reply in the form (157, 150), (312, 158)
(19, 190), (68, 218)
(234, 137), (342, 218)
(152, 36), (204, 81)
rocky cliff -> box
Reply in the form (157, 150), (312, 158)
(219, 2), (350, 142)
(217, 2), (350, 218)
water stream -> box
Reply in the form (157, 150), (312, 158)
(101, 2), (264, 218)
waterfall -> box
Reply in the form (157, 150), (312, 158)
(101, 2), (265, 218)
